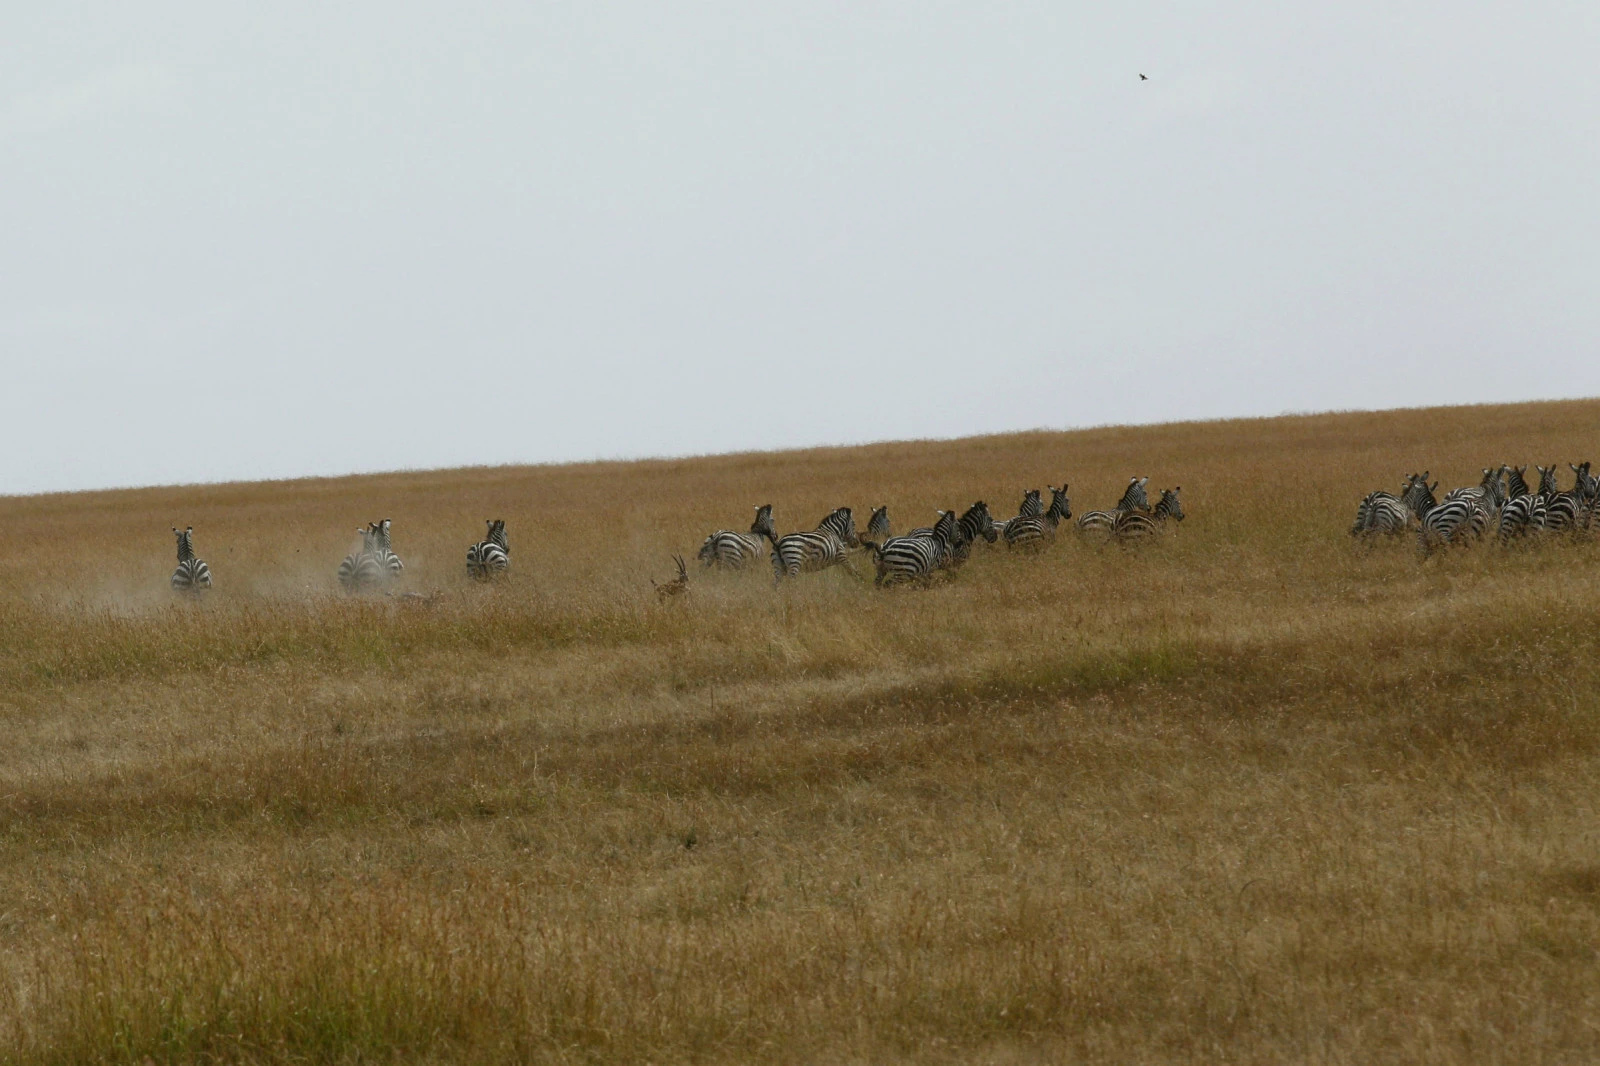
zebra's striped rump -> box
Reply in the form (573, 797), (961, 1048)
(339, 527), (387, 593)
(170, 526), (213, 594)
(1114, 487), (1183, 543)
(1418, 498), (1490, 555)
(1004, 486), (1070, 550)
(467, 519), (510, 580)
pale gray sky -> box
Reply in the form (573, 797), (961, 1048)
(3, 3), (1597, 494)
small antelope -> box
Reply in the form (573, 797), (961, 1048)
(654, 555), (690, 601)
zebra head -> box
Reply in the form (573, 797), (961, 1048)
(172, 526), (196, 562)
(750, 504), (776, 543)
(1401, 474), (1436, 517)
(1506, 465), (1531, 498)
(1017, 489), (1042, 518)
(357, 526), (380, 554)
(1116, 477), (1150, 512)
(1480, 467), (1507, 507)
(1570, 462), (1594, 501)
(1537, 465), (1559, 497)
(1155, 487), (1184, 521)
(820, 507), (859, 547)
(932, 509), (959, 547)
(961, 501), (997, 544)
(1046, 485), (1071, 523)
(372, 518), (394, 550)
(485, 519), (508, 551)
(867, 505), (891, 541)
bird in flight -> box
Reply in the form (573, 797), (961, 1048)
(1139, 73), (1148, 81)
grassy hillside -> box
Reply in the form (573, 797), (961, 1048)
(1, 400), (1598, 1064)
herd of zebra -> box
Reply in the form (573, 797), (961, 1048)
(696, 477), (1185, 588)
(163, 479), (1185, 597)
(1352, 462), (1600, 554)
(166, 519), (512, 595)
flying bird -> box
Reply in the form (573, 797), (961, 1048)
(1139, 73), (1148, 81)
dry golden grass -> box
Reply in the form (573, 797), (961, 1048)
(1, 400), (1599, 1064)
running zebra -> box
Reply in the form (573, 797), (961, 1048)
(1441, 468), (1506, 516)
(1004, 485), (1070, 550)
(1076, 476), (1149, 538)
(1505, 465), (1532, 499)
(1529, 465), (1586, 534)
(906, 501), (996, 564)
(768, 507), (861, 581)
(1113, 486), (1183, 543)
(697, 505), (775, 570)
(863, 509), (960, 587)
(466, 519), (510, 581)
(368, 519), (404, 580)
(338, 527), (386, 593)
(866, 505), (891, 543)
(1418, 496), (1490, 555)
(169, 526), (213, 595)
(999, 490), (1043, 540)
(1498, 492), (1547, 543)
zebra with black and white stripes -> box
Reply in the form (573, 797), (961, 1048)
(1076, 477), (1148, 538)
(697, 505), (775, 570)
(338, 527), (386, 593)
(866, 505), (891, 543)
(1536, 465), (1585, 534)
(368, 519), (404, 580)
(768, 507), (861, 582)
(1114, 486), (1184, 542)
(1351, 474), (1427, 538)
(1498, 492), (1547, 543)
(1418, 495), (1490, 555)
(467, 519), (510, 581)
(906, 501), (996, 564)
(1004, 485), (1070, 550)
(1505, 465), (1532, 499)
(998, 490), (1043, 542)
(863, 509), (960, 587)
(170, 526), (213, 595)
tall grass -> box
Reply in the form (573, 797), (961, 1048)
(1, 400), (1598, 1063)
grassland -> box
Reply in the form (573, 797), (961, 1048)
(0, 400), (1598, 1064)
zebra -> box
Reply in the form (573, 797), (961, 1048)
(169, 526), (212, 595)
(1418, 496), (1490, 556)
(1076, 476), (1149, 538)
(1542, 466), (1587, 535)
(1441, 468), (1506, 517)
(862, 509), (960, 587)
(1505, 465), (1532, 499)
(906, 501), (996, 563)
(866, 505), (891, 543)
(368, 519), (404, 580)
(1498, 493), (1547, 543)
(768, 507), (861, 582)
(338, 527), (386, 593)
(1004, 486), (1070, 550)
(466, 519), (510, 581)
(697, 505), (774, 570)
(999, 490), (1043, 540)
(1351, 474), (1425, 537)
(1114, 486), (1184, 543)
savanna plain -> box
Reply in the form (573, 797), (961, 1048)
(1, 401), (1598, 1064)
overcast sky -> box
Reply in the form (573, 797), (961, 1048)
(3, 3), (1597, 494)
